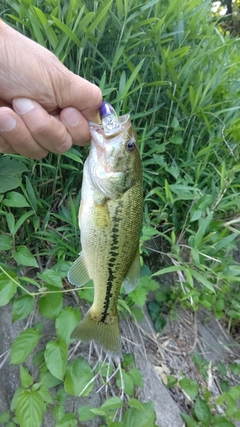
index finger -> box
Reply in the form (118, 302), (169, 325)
(52, 70), (102, 123)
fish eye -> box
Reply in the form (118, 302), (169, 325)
(126, 139), (136, 152)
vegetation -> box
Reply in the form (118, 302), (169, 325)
(1, 0), (240, 426)
(212, 0), (240, 34)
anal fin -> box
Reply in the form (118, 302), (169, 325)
(67, 251), (91, 287)
(123, 251), (141, 294)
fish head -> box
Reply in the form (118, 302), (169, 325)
(88, 114), (142, 199)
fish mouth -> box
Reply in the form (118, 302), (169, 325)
(88, 113), (132, 174)
(89, 113), (130, 145)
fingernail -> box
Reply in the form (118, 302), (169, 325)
(63, 108), (80, 127)
(13, 98), (35, 115)
(0, 115), (16, 132)
(95, 111), (101, 124)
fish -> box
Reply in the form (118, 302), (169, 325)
(68, 101), (143, 355)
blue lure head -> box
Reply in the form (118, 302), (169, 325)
(99, 101), (117, 119)
(99, 101), (120, 136)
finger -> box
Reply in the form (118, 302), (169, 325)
(0, 134), (16, 154)
(53, 69), (102, 123)
(0, 107), (48, 159)
(13, 98), (74, 154)
(60, 107), (91, 146)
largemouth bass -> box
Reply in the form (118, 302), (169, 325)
(68, 102), (143, 355)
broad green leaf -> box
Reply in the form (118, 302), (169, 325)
(25, 175), (37, 212)
(38, 286), (62, 319)
(10, 328), (41, 364)
(6, 422), (16, 427)
(212, 414), (235, 426)
(217, 392), (237, 408)
(15, 389), (44, 427)
(101, 396), (122, 410)
(55, 413), (77, 427)
(129, 287), (147, 306)
(128, 398), (145, 409)
(179, 378), (199, 401)
(108, 423), (125, 427)
(40, 371), (62, 389)
(62, 149), (83, 164)
(181, 413), (199, 427)
(229, 363), (240, 375)
(12, 295), (34, 322)
(3, 191), (30, 208)
(152, 265), (185, 277)
(122, 353), (134, 368)
(20, 366), (33, 388)
(139, 275), (159, 291)
(54, 405), (65, 423)
(78, 405), (96, 422)
(194, 211), (213, 248)
(13, 210), (35, 236)
(148, 301), (161, 321)
(64, 357), (94, 397)
(37, 385), (53, 404)
(193, 396), (212, 425)
(228, 385), (240, 400)
(190, 269), (215, 293)
(78, 284), (94, 303)
(190, 209), (202, 222)
(214, 233), (238, 252)
(0, 157), (27, 193)
(166, 375), (178, 388)
(154, 316), (166, 332)
(44, 338), (68, 380)
(0, 235), (12, 250)
(37, 269), (63, 288)
(0, 412), (10, 423)
(218, 361), (227, 376)
(6, 212), (15, 235)
(129, 276), (158, 306)
(122, 401), (156, 427)
(117, 371), (134, 396)
(13, 246), (38, 268)
(169, 135), (183, 145)
(55, 307), (81, 344)
(128, 368), (143, 388)
(10, 387), (24, 411)
(90, 408), (107, 416)
(55, 388), (67, 405)
(0, 272), (17, 306)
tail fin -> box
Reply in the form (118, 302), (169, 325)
(71, 311), (121, 356)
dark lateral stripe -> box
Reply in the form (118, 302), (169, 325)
(100, 201), (123, 323)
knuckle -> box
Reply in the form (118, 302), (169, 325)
(53, 134), (72, 154)
(0, 139), (12, 153)
(34, 150), (49, 160)
(30, 117), (51, 137)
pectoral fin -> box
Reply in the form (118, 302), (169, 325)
(123, 251), (141, 294)
(67, 252), (91, 287)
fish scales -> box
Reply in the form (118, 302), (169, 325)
(68, 109), (142, 355)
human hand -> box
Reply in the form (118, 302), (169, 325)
(0, 20), (102, 159)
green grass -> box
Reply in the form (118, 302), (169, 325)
(1, 0), (240, 425)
